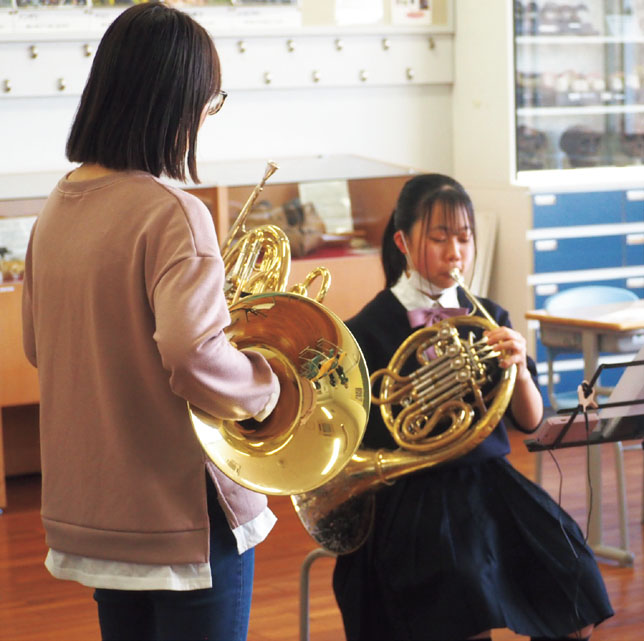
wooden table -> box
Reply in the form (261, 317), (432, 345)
(526, 299), (644, 566)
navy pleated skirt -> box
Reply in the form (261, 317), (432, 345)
(333, 456), (613, 641)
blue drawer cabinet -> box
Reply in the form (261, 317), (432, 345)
(530, 187), (644, 408)
(624, 189), (644, 223)
(533, 191), (623, 228)
(625, 234), (644, 267)
(533, 235), (622, 273)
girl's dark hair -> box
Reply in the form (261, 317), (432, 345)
(382, 173), (476, 287)
(66, 2), (220, 183)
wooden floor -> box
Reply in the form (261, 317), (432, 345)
(0, 429), (642, 641)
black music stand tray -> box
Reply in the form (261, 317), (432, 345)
(525, 359), (644, 452)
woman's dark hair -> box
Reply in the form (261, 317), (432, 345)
(66, 2), (220, 183)
(382, 173), (476, 287)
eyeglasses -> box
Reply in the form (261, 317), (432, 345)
(207, 90), (228, 117)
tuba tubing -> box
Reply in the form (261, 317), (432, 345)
(291, 269), (517, 554)
(220, 161), (332, 306)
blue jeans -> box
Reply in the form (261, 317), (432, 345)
(94, 475), (254, 641)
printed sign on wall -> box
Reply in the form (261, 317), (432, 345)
(391, 0), (432, 26)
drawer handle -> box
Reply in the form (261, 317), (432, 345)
(535, 284), (558, 296)
(535, 239), (558, 252)
(626, 234), (644, 245)
(534, 194), (557, 206)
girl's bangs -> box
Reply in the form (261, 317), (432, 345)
(419, 189), (476, 237)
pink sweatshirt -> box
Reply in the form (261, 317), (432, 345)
(22, 171), (279, 564)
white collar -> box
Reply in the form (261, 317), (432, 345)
(390, 271), (460, 311)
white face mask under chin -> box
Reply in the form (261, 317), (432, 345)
(408, 269), (446, 300)
(399, 233), (446, 299)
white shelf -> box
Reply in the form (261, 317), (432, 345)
(516, 35), (644, 45)
(518, 105), (644, 117)
(0, 5), (454, 40)
(181, 154), (419, 189)
(0, 154), (420, 201)
(516, 166), (644, 191)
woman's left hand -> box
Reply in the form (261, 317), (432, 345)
(484, 327), (530, 381)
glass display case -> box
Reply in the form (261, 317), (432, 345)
(514, 0), (644, 174)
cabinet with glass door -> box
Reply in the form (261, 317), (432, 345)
(514, 0), (644, 175)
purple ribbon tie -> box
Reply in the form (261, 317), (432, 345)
(407, 307), (468, 329)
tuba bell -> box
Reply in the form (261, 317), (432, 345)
(189, 162), (370, 495)
(291, 269), (517, 554)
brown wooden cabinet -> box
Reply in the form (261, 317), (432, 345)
(0, 282), (40, 507)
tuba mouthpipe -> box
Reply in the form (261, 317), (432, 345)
(221, 160), (279, 257)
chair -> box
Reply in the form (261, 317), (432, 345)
(535, 285), (643, 539)
(542, 286), (639, 413)
(299, 548), (337, 641)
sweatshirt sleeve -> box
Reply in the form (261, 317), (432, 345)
(148, 188), (279, 421)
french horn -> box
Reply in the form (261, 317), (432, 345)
(291, 269), (517, 554)
(189, 162), (370, 495)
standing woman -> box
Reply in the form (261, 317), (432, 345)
(332, 174), (613, 641)
(22, 4), (280, 640)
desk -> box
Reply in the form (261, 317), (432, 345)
(526, 300), (644, 566)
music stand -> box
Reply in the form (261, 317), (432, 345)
(525, 358), (644, 566)
(525, 359), (644, 452)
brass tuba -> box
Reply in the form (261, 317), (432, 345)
(291, 269), (517, 554)
(189, 162), (370, 495)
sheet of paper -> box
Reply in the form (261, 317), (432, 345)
(599, 343), (644, 420)
(298, 180), (353, 234)
(391, 0), (432, 26)
(335, 0), (383, 26)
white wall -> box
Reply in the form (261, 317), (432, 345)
(453, 0), (533, 339)
(196, 84), (453, 171)
(0, 83), (453, 175)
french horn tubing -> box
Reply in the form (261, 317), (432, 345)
(189, 162), (370, 495)
(291, 268), (517, 554)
